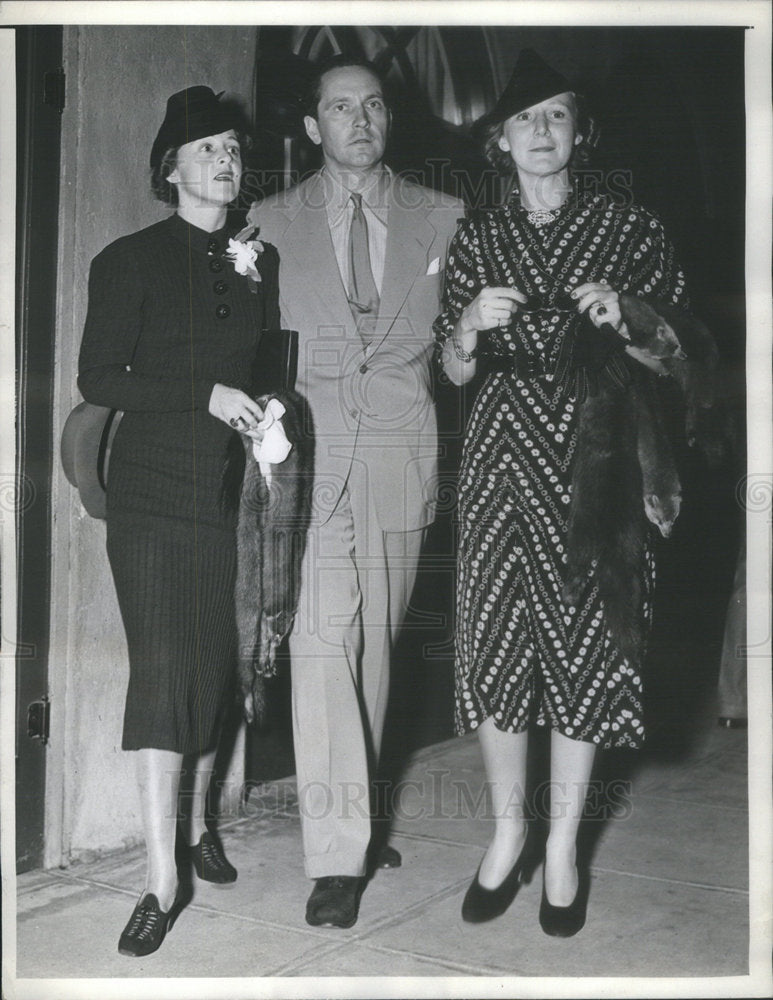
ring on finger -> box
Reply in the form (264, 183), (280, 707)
(593, 301), (607, 316)
(229, 416), (243, 428)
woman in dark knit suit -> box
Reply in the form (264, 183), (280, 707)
(78, 87), (278, 956)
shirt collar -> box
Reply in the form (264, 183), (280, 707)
(322, 166), (392, 227)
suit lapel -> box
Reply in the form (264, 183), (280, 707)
(282, 174), (358, 339)
(373, 184), (435, 344)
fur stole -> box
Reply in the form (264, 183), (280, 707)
(564, 295), (728, 666)
(231, 391), (314, 725)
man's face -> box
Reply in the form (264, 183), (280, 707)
(304, 66), (389, 175)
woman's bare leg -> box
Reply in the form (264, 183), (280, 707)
(476, 717), (529, 888)
(184, 747), (218, 845)
(545, 731), (596, 905)
(134, 748), (183, 911)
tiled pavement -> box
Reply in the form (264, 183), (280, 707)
(12, 701), (766, 996)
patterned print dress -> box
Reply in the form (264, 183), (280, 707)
(434, 193), (687, 749)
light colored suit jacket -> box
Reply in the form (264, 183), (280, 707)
(249, 172), (464, 531)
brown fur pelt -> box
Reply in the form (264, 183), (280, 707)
(233, 391), (314, 726)
(633, 372), (681, 539)
(563, 295), (725, 666)
(620, 294), (731, 465)
(563, 383), (646, 665)
(641, 298), (732, 465)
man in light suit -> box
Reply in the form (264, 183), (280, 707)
(249, 54), (464, 928)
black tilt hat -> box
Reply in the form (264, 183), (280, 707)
(487, 48), (572, 125)
(150, 86), (237, 169)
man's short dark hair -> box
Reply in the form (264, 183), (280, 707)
(304, 54), (386, 118)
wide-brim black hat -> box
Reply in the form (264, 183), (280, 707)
(150, 86), (239, 169)
(482, 48), (572, 128)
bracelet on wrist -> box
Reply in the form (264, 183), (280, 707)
(451, 337), (477, 363)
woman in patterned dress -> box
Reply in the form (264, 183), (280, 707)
(435, 50), (688, 935)
(78, 87), (279, 956)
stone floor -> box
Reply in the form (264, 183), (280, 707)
(11, 695), (768, 997)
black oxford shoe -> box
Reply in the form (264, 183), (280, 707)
(118, 891), (182, 957)
(305, 876), (363, 928)
(376, 844), (402, 869)
(186, 830), (237, 884)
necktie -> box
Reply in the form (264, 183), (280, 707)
(347, 192), (379, 344)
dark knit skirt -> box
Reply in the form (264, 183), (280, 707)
(107, 513), (237, 754)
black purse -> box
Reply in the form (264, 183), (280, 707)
(252, 328), (298, 396)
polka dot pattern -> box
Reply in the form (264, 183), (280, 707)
(435, 196), (687, 750)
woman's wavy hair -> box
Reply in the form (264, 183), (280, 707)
(150, 130), (253, 207)
(481, 92), (598, 176)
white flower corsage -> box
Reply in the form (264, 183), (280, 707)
(225, 225), (264, 286)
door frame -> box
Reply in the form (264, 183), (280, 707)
(14, 24), (64, 873)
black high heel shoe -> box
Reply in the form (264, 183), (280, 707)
(461, 844), (532, 923)
(118, 890), (183, 957)
(538, 866), (590, 938)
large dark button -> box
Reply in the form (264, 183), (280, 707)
(209, 258), (223, 273)
(213, 280), (229, 295)
(207, 238), (220, 254)
(215, 304), (231, 319)
(359, 363), (368, 374)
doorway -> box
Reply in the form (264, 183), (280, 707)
(15, 24), (63, 872)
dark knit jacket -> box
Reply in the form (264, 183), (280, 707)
(78, 213), (280, 530)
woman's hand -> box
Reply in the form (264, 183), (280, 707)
(572, 282), (624, 332)
(459, 286), (528, 335)
(208, 384), (264, 433)
(572, 283), (670, 373)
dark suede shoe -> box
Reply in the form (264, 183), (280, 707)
(461, 844), (531, 924)
(305, 876), (363, 928)
(538, 867), (590, 938)
(375, 844), (402, 869)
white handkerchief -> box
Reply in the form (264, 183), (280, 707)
(426, 256), (441, 275)
(252, 398), (292, 486)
